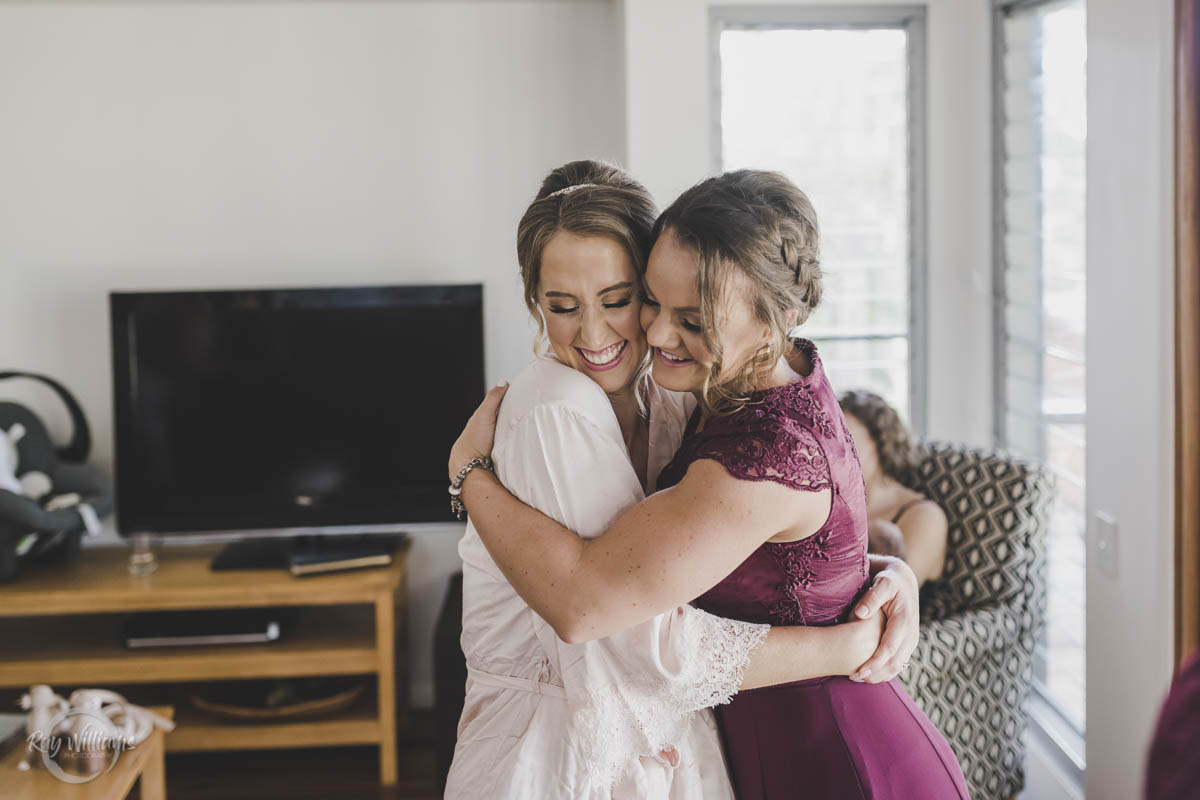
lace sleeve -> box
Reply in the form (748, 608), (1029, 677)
(694, 421), (833, 493)
(560, 607), (769, 790)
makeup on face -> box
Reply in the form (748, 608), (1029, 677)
(639, 231), (711, 393)
(640, 229), (777, 397)
(537, 231), (648, 394)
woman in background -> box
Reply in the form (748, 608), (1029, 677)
(840, 389), (948, 587)
(445, 161), (920, 800)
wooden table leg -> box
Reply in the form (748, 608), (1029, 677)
(376, 591), (398, 786)
(139, 732), (166, 800)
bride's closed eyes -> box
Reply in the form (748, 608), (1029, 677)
(548, 296), (633, 314)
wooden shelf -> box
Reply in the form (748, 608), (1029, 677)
(0, 542), (407, 785)
(0, 543), (407, 617)
(0, 605), (379, 685)
(167, 702), (381, 752)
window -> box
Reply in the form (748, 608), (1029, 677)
(713, 7), (926, 430)
(995, 0), (1087, 754)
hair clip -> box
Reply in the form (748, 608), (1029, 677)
(545, 183), (599, 200)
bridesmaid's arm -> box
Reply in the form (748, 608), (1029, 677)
(461, 460), (904, 682)
(452, 386), (918, 682)
(740, 613), (883, 689)
(456, 457), (809, 641)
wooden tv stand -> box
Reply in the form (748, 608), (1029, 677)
(0, 542), (409, 786)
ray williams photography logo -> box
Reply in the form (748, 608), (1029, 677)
(26, 707), (138, 783)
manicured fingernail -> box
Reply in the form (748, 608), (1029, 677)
(857, 669), (871, 680)
(855, 605), (868, 618)
(849, 675), (862, 683)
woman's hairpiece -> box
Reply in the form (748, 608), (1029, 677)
(544, 183), (598, 200)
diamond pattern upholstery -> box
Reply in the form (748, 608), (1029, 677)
(896, 442), (1054, 800)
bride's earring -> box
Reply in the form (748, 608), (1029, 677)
(534, 308), (551, 355)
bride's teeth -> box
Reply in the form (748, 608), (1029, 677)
(580, 342), (624, 365)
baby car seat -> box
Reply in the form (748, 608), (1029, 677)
(0, 371), (113, 582)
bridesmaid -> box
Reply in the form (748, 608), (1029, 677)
(451, 170), (969, 798)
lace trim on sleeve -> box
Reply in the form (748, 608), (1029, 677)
(570, 611), (769, 790)
(694, 423), (833, 493)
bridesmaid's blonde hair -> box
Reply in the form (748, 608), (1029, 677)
(652, 169), (823, 416)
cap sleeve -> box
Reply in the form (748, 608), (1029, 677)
(692, 413), (833, 493)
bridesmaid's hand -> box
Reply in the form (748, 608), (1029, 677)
(850, 556), (920, 683)
(448, 382), (509, 480)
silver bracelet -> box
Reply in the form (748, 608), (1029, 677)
(449, 456), (494, 520)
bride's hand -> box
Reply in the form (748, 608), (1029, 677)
(846, 609), (885, 677)
(449, 382), (509, 480)
(850, 556), (920, 683)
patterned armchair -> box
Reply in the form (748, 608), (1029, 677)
(896, 442), (1054, 800)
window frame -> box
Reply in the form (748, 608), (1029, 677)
(992, 0), (1087, 782)
(709, 5), (929, 436)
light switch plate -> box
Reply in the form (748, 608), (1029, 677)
(1094, 510), (1118, 577)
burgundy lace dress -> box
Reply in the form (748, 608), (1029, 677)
(658, 340), (969, 799)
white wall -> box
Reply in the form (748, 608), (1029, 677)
(0, 0), (626, 708)
(1021, 735), (1084, 800)
(1084, 0), (1177, 797)
(620, 0), (994, 446)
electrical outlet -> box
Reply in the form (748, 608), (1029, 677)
(1094, 510), (1118, 577)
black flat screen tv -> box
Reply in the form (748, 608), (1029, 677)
(110, 284), (484, 535)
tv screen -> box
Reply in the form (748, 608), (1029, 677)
(110, 284), (484, 534)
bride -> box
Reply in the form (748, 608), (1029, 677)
(444, 161), (921, 799)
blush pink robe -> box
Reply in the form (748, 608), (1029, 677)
(446, 357), (769, 799)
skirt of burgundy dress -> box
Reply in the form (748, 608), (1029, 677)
(712, 674), (968, 799)
(660, 340), (970, 799)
